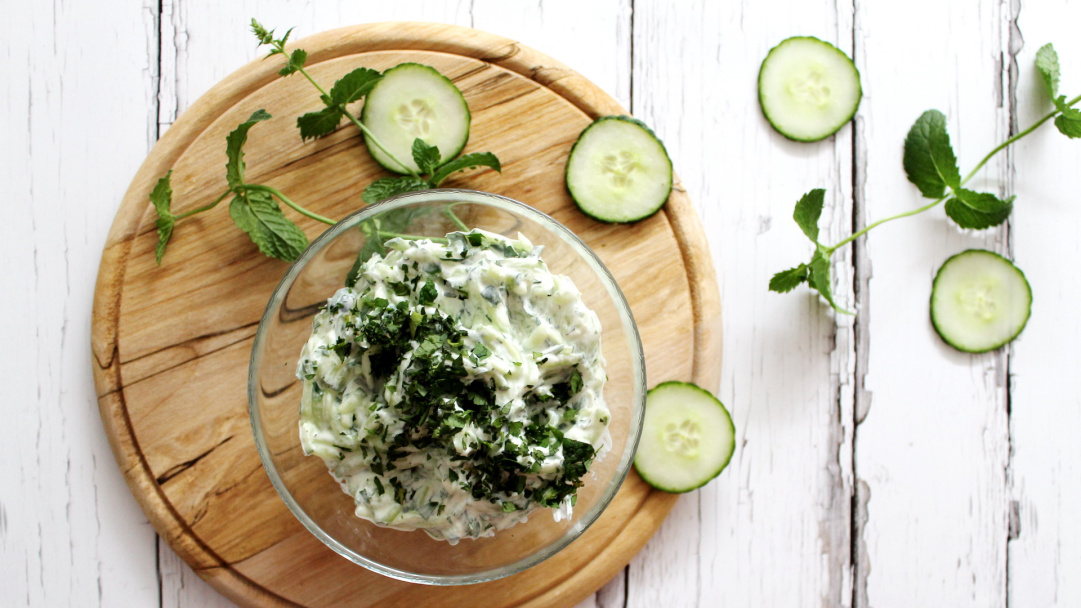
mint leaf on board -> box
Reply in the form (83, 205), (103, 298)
(768, 264), (810, 293)
(229, 188), (308, 261)
(944, 188), (1014, 229)
(279, 48), (307, 76)
(226, 109), (272, 188)
(903, 110), (961, 198)
(1036, 43), (1061, 99)
(362, 175), (432, 205)
(150, 171), (175, 265)
(329, 67), (382, 105)
(412, 139), (442, 175)
(792, 188), (825, 243)
(430, 152), (503, 185)
(296, 106), (342, 140)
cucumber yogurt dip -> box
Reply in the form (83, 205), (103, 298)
(297, 229), (609, 542)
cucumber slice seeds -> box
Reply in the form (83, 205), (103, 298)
(565, 115), (673, 223)
(930, 249), (1032, 353)
(361, 63), (471, 174)
(758, 36), (862, 142)
(633, 381), (735, 494)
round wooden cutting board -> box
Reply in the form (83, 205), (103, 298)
(91, 22), (721, 608)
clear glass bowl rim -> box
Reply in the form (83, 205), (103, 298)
(248, 189), (646, 585)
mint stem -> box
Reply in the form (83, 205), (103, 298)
(962, 92), (1081, 183)
(340, 112), (420, 177)
(245, 184), (336, 225)
(444, 206), (469, 231)
(175, 189), (232, 220)
(826, 196), (946, 254)
(825, 93), (1081, 255)
(267, 39), (420, 178)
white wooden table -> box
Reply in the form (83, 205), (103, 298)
(5, 1), (1080, 606)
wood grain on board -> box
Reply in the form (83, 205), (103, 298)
(91, 22), (720, 608)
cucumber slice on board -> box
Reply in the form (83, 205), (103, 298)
(565, 115), (673, 223)
(361, 63), (471, 174)
(758, 36), (862, 142)
(633, 381), (735, 494)
(930, 249), (1032, 353)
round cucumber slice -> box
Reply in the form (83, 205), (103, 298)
(930, 249), (1032, 353)
(565, 115), (673, 223)
(758, 36), (862, 142)
(361, 63), (471, 174)
(633, 381), (735, 494)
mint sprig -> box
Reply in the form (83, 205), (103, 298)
(149, 20), (503, 267)
(252, 19), (501, 202)
(1036, 44), (1081, 138)
(361, 146), (502, 205)
(151, 110), (333, 264)
(295, 67), (383, 140)
(768, 189), (851, 312)
(771, 43), (1081, 312)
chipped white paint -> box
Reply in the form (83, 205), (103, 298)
(854, 1), (1013, 604)
(4, 1), (1081, 607)
(628, 1), (856, 607)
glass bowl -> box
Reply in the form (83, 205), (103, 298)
(248, 189), (645, 585)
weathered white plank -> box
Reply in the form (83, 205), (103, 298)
(854, 1), (1012, 605)
(0, 0), (161, 607)
(628, 1), (856, 606)
(1007, 2), (1081, 604)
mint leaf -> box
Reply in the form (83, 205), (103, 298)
(1054, 101), (1081, 138)
(430, 152), (503, 185)
(296, 106), (342, 140)
(150, 171), (175, 265)
(412, 139), (442, 175)
(1036, 43), (1061, 99)
(1055, 115), (1081, 138)
(154, 217), (175, 266)
(225, 109), (272, 188)
(277, 26), (296, 47)
(362, 176), (432, 205)
(229, 188), (308, 261)
(769, 264), (809, 293)
(279, 48), (307, 76)
(329, 67), (382, 105)
(793, 188), (825, 243)
(903, 110), (961, 198)
(944, 188), (1013, 229)
(807, 250), (850, 314)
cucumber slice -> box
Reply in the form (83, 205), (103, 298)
(930, 249), (1032, 353)
(633, 381), (735, 494)
(361, 63), (471, 174)
(565, 115), (673, 223)
(758, 36), (862, 142)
